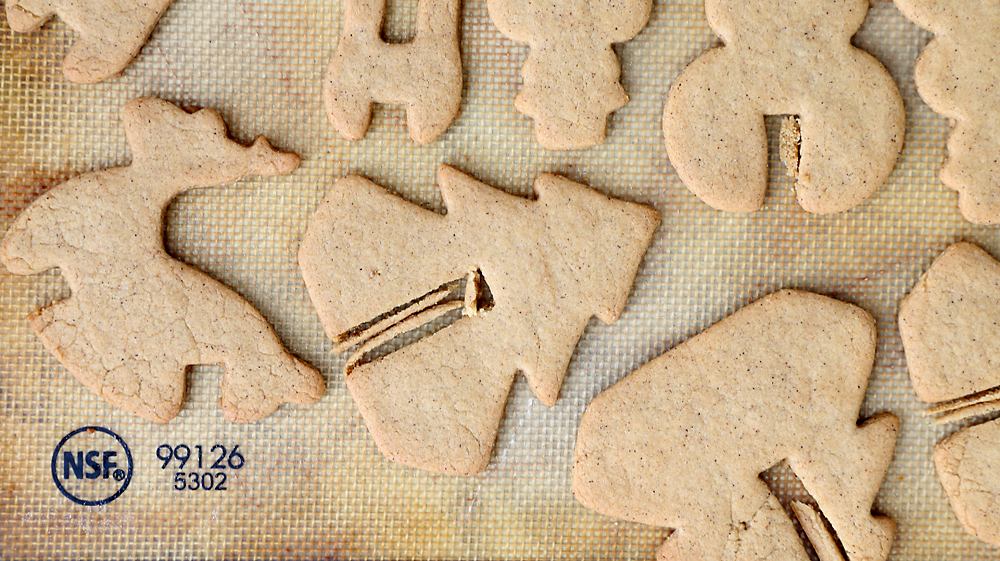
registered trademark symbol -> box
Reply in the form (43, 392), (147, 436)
(113, 469), (126, 481)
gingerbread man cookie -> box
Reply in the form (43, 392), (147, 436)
(663, 0), (905, 214)
(5, 0), (173, 83)
(324, 0), (462, 144)
(895, 1), (1000, 224)
(487, 0), (651, 150)
(300, 165), (658, 474)
(575, 290), (898, 561)
(0, 98), (325, 423)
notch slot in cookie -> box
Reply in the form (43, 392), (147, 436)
(333, 279), (462, 353)
(761, 460), (850, 561)
(924, 385), (1000, 425)
(779, 114), (802, 178)
(340, 269), (494, 369)
(791, 502), (846, 561)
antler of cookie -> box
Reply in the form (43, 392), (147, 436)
(324, 0), (462, 144)
(574, 290), (898, 561)
(895, 1), (1000, 224)
(663, 0), (904, 214)
(487, 0), (651, 150)
(299, 165), (658, 474)
(0, 98), (325, 423)
(5, 0), (172, 83)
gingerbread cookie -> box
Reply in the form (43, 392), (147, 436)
(895, 1), (1000, 224)
(574, 290), (898, 561)
(324, 0), (462, 144)
(899, 242), (1000, 545)
(487, 0), (650, 150)
(663, 0), (905, 214)
(5, 0), (173, 83)
(0, 98), (325, 423)
(935, 419), (1000, 547)
(299, 165), (658, 474)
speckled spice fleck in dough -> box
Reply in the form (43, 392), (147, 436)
(299, 165), (658, 474)
(663, 0), (905, 214)
(487, 0), (651, 150)
(899, 242), (1000, 546)
(0, 98), (325, 423)
(324, 0), (462, 144)
(574, 290), (898, 561)
(895, 1), (1000, 225)
(5, 0), (173, 83)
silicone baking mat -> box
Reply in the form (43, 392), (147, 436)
(0, 0), (996, 558)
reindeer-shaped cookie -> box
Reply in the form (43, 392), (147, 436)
(324, 0), (462, 144)
(488, 0), (651, 150)
(895, 1), (1000, 224)
(5, 0), (173, 83)
(0, 98), (325, 423)
(663, 0), (905, 214)
(574, 290), (898, 561)
(300, 166), (658, 474)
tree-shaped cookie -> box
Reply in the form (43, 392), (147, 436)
(324, 0), (462, 144)
(487, 0), (651, 150)
(5, 0), (173, 83)
(299, 165), (658, 474)
(899, 242), (1000, 545)
(663, 0), (905, 214)
(0, 98), (325, 423)
(895, 2), (1000, 224)
(575, 290), (898, 561)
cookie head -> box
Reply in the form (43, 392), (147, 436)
(123, 98), (300, 187)
(708, 0), (866, 39)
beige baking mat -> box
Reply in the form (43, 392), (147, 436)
(0, 0), (996, 558)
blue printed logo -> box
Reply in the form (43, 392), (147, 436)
(51, 427), (133, 506)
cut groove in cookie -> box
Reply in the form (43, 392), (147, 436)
(333, 279), (461, 353)
(342, 270), (493, 369)
(779, 115), (802, 178)
(0, 98), (325, 423)
(5, 0), (173, 83)
(791, 502), (847, 561)
(347, 301), (465, 372)
(923, 385), (1000, 425)
(300, 165), (658, 474)
(663, 0), (905, 214)
(574, 290), (898, 561)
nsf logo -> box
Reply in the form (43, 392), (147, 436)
(51, 427), (133, 506)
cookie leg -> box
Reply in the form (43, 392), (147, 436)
(101, 359), (186, 423)
(324, 80), (375, 141)
(219, 352), (324, 423)
(794, 59), (904, 214)
(663, 48), (767, 212)
(406, 88), (461, 144)
(788, 413), (898, 561)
